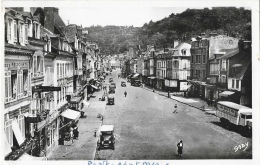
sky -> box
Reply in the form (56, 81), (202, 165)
(58, 7), (189, 27)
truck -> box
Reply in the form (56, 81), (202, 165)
(216, 101), (252, 136)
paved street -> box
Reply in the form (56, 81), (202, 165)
(97, 69), (252, 159)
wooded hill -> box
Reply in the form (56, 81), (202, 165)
(86, 7), (251, 54)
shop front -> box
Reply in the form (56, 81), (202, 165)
(165, 79), (178, 92)
(58, 109), (81, 145)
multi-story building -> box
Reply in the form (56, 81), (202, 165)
(166, 43), (191, 92)
(189, 35), (239, 99)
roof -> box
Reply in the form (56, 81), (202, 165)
(41, 27), (58, 38)
(218, 48), (239, 59)
(217, 101), (251, 110)
(100, 125), (114, 132)
(229, 48), (251, 79)
(61, 25), (77, 43)
(54, 12), (65, 27)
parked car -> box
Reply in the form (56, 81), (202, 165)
(97, 125), (115, 150)
(108, 85), (115, 94)
(107, 94), (115, 105)
(110, 82), (116, 89)
(121, 81), (126, 87)
(109, 78), (113, 82)
(132, 80), (142, 87)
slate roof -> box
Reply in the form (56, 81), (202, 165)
(218, 48), (239, 59)
(60, 25), (77, 43)
(228, 47), (251, 80)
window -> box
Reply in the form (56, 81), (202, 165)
(173, 61), (179, 68)
(33, 56), (43, 77)
(191, 56), (194, 63)
(24, 24), (28, 44)
(7, 18), (13, 43)
(196, 55), (201, 63)
(202, 70), (206, 79)
(19, 23), (24, 45)
(221, 59), (226, 71)
(18, 115), (25, 138)
(196, 70), (200, 79)
(5, 120), (13, 147)
(232, 79), (235, 88)
(14, 21), (17, 42)
(236, 80), (239, 89)
(202, 55), (206, 64)
(57, 63), (59, 79)
(5, 71), (11, 103)
(34, 23), (40, 39)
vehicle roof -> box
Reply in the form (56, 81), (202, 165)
(100, 125), (114, 132)
(217, 101), (251, 110)
(239, 109), (252, 115)
(70, 96), (81, 102)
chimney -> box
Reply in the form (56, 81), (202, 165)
(54, 8), (59, 15)
(239, 40), (251, 51)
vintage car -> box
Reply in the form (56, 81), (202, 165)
(132, 80), (142, 87)
(110, 82), (116, 89)
(97, 125), (115, 150)
(107, 94), (115, 105)
(109, 78), (114, 82)
(121, 81), (126, 87)
(108, 85), (115, 94)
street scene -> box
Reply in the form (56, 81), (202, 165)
(3, 4), (255, 161)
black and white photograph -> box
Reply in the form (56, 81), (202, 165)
(1, 0), (259, 164)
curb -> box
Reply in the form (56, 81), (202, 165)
(142, 86), (216, 116)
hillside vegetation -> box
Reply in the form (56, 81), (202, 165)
(86, 7), (251, 54)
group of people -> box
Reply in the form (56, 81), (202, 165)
(70, 126), (79, 143)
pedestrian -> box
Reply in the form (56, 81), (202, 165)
(70, 127), (74, 143)
(177, 140), (183, 157)
(173, 104), (178, 113)
(73, 126), (79, 139)
(124, 91), (127, 97)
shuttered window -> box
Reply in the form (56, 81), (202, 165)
(18, 115), (25, 138)
(14, 21), (17, 42)
(17, 70), (23, 99)
(5, 71), (11, 103)
(28, 70), (31, 96)
(5, 120), (13, 147)
(7, 19), (12, 42)
(57, 63), (59, 79)
(25, 24), (28, 44)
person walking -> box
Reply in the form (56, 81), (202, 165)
(124, 91), (127, 97)
(70, 127), (74, 143)
(177, 140), (183, 157)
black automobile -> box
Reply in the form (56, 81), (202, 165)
(132, 80), (142, 87)
(121, 81), (126, 87)
(97, 125), (115, 150)
(109, 78), (113, 82)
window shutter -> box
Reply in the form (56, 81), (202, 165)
(37, 24), (40, 39)
(17, 70), (21, 99)
(14, 21), (17, 42)
(8, 71), (11, 102)
(7, 19), (12, 42)
(25, 24), (28, 44)
(5, 72), (8, 103)
(57, 63), (59, 79)
(28, 70), (31, 96)
(20, 70), (23, 98)
(19, 24), (22, 44)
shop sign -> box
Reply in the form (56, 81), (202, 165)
(180, 82), (188, 91)
(5, 61), (29, 69)
(33, 86), (61, 92)
(217, 104), (238, 117)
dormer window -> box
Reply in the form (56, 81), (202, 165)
(6, 18), (14, 44)
(19, 22), (25, 46)
(27, 19), (33, 37)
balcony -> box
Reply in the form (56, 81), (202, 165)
(27, 109), (50, 124)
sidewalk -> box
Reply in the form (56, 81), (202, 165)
(143, 85), (216, 116)
(47, 90), (106, 160)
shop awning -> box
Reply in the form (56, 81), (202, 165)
(18, 153), (47, 161)
(12, 120), (25, 146)
(4, 134), (12, 156)
(91, 85), (98, 89)
(61, 109), (81, 121)
(83, 100), (90, 107)
(148, 76), (156, 79)
(132, 73), (139, 78)
(219, 91), (235, 97)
